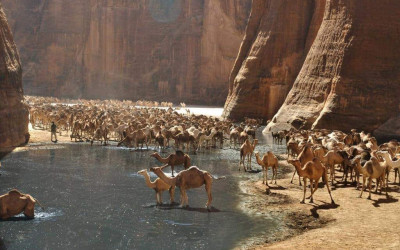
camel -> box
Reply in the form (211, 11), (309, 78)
(288, 158), (335, 204)
(239, 139), (258, 172)
(150, 151), (191, 177)
(352, 156), (387, 199)
(290, 145), (314, 185)
(137, 169), (175, 205)
(150, 166), (225, 210)
(255, 151), (279, 186)
(0, 189), (45, 220)
(376, 151), (400, 184)
(320, 150), (350, 185)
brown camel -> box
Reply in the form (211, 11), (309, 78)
(239, 139), (258, 172)
(352, 156), (387, 199)
(321, 150), (349, 185)
(290, 145), (314, 185)
(150, 166), (225, 210)
(0, 189), (45, 220)
(288, 158), (335, 204)
(137, 169), (175, 205)
(255, 151), (279, 186)
(150, 151), (191, 177)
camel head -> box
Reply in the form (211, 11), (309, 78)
(287, 159), (301, 168)
(376, 150), (388, 157)
(150, 152), (159, 158)
(254, 151), (260, 157)
(137, 169), (147, 175)
(149, 166), (162, 174)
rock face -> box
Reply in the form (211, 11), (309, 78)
(0, 4), (29, 149)
(224, 0), (326, 120)
(225, 0), (400, 139)
(2, 0), (251, 105)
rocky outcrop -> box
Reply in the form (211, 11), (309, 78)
(224, 0), (400, 139)
(2, 0), (251, 105)
(0, 4), (29, 149)
(266, 0), (400, 139)
(223, 0), (326, 120)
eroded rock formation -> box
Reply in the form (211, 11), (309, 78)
(225, 0), (400, 139)
(2, 0), (251, 105)
(0, 4), (29, 149)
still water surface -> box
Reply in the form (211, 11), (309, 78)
(0, 132), (286, 250)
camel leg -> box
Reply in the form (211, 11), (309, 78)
(274, 167), (278, 184)
(324, 175), (335, 204)
(290, 170), (296, 184)
(179, 189), (185, 207)
(265, 167), (269, 187)
(159, 192), (163, 204)
(309, 179), (319, 203)
(368, 177), (372, 200)
(171, 165), (175, 177)
(262, 167), (266, 184)
(169, 186), (175, 204)
(301, 178), (307, 203)
(360, 176), (366, 198)
(205, 182), (213, 210)
(307, 179), (314, 200)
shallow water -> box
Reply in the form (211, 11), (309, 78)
(0, 131), (287, 250)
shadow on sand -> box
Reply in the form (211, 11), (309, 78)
(143, 203), (221, 213)
(0, 238), (6, 250)
(372, 195), (398, 208)
(310, 202), (340, 218)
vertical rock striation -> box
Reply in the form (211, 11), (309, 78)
(266, 0), (400, 140)
(223, 0), (400, 139)
(223, 0), (326, 120)
(0, 4), (29, 149)
(2, 0), (251, 105)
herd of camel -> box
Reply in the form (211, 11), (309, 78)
(1, 96), (399, 219)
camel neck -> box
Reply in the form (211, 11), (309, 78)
(154, 170), (176, 186)
(154, 154), (169, 163)
(255, 154), (263, 166)
(142, 172), (156, 189)
(294, 163), (305, 177)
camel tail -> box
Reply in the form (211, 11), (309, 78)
(34, 199), (46, 210)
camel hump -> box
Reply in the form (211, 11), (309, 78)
(8, 189), (23, 196)
(175, 150), (185, 157)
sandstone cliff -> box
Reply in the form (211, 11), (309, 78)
(224, 0), (400, 139)
(2, 0), (251, 105)
(223, 0), (326, 120)
(0, 4), (29, 149)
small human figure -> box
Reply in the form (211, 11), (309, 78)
(51, 122), (58, 143)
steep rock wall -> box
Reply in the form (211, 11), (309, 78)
(223, 0), (326, 120)
(266, 0), (400, 139)
(0, 4), (29, 149)
(2, 0), (251, 105)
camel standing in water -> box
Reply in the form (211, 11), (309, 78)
(255, 151), (279, 186)
(150, 151), (191, 177)
(150, 166), (225, 210)
(137, 169), (175, 205)
(239, 139), (258, 171)
(288, 158), (335, 204)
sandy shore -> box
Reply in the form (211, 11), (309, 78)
(14, 129), (400, 249)
(238, 156), (400, 249)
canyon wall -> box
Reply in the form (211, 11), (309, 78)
(2, 0), (251, 105)
(224, 0), (400, 139)
(0, 4), (29, 149)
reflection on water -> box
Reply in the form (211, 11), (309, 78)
(0, 131), (286, 249)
